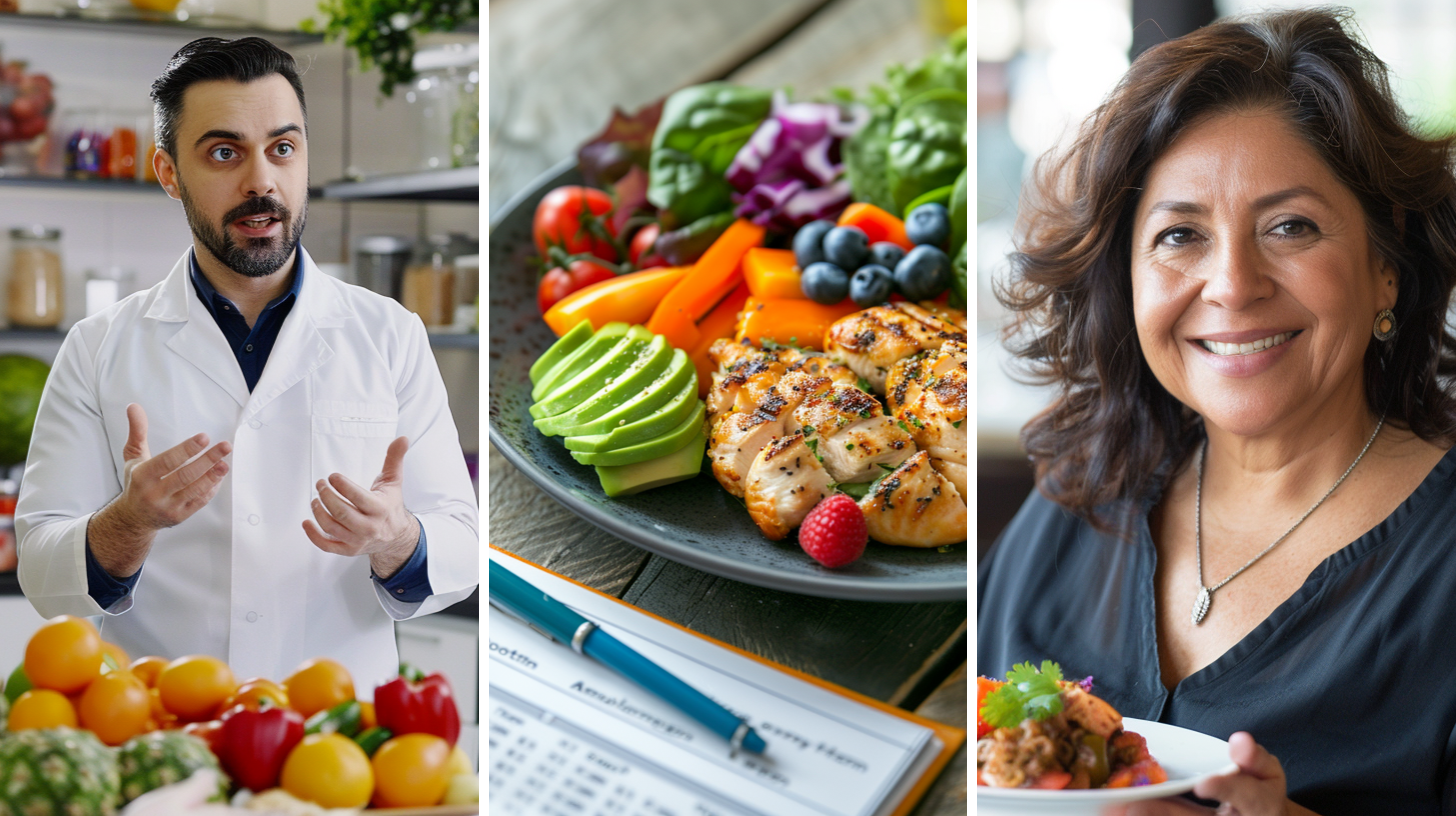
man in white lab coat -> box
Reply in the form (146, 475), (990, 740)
(14, 37), (478, 691)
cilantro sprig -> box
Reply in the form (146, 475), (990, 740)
(979, 661), (1065, 729)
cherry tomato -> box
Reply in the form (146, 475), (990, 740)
(629, 223), (667, 269)
(533, 186), (618, 261)
(537, 259), (618, 314)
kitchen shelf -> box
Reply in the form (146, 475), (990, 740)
(0, 9), (323, 43)
(428, 330), (479, 350)
(0, 328), (66, 339)
(0, 176), (165, 194)
(318, 166), (478, 202)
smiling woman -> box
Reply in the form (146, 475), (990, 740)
(977, 7), (1456, 815)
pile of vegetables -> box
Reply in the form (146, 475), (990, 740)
(531, 28), (967, 399)
(0, 615), (477, 812)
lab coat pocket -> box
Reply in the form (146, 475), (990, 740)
(311, 400), (398, 487)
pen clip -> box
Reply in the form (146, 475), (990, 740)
(488, 599), (560, 645)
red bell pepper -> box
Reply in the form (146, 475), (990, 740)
(374, 668), (461, 747)
(217, 701), (306, 792)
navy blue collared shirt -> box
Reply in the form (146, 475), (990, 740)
(84, 249), (431, 608)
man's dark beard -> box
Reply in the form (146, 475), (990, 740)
(179, 180), (307, 279)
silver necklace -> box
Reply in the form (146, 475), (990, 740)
(1192, 414), (1385, 625)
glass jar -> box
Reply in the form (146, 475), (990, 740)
(7, 226), (64, 328)
(401, 236), (456, 328)
(407, 43), (479, 171)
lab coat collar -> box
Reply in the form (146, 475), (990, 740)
(147, 246), (356, 414)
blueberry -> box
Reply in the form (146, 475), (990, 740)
(905, 203), (951, 248)
(793, 220), (836, 269)
(849, 265), (894, 308)
(800, 262), (850, 305)
(893, 245), (952, 301)
(867, 242), (906, 270)
(822, 226), (869, 271)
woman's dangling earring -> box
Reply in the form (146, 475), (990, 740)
(1374, 309), (1397, 342)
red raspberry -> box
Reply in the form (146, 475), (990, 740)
(798, 494), (868, 568)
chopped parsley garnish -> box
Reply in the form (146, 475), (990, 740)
(897, 420), (910, 433)
(805, 438), (819, 454)
(979, 661), (1065, 729)
(856, 376), (873, 393)
(845, 442), (855, 450)
(952, 420), (962, 429)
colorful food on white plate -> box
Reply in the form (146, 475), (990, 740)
(977, 662), (1169, 790)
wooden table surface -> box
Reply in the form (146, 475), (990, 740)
(487, 1), (968, 812)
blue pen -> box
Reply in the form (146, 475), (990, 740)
(489, 560), (767, 756)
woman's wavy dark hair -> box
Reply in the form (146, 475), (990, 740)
(998, 6), (1456, 522)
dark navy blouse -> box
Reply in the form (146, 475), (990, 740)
(978, 446), (1456, 814)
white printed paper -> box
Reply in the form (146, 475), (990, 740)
(486, 552), (944, 816)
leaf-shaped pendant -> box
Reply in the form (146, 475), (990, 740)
(1191, 587), (1212, 625)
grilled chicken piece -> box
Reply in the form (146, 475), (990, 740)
(744, 432), (833, 540)
(916, 301), (968, 332)
(708, 391), (793, 498)
(707, 340), (860, 421)
(896, 354), (967, 491)
(708, 355), (786, 419)
(859, 451), (966, 547)
(932, 460), (968, 505)
(823, 303), (966, 394)
(707, 372), (835, 497)
(1058, 684), (1124, 740)
(792, 386), (914, 483)
(886, 339), (968, 415)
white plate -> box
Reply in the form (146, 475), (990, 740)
(976, 718), (1240, 815)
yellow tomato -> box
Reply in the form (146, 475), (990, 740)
(358, 700), (376, 730)
(281, 733), (374, 808)
(218, 677), (290, 716)
(8, 689), (79, 731)
(99, 641), (129, 670)
(371, 733), (451, 808)
(157, 655), (236, 722)
(283, 658), (354, 718)
(148, 687), (178, 730)
(24, 616), (103, 694)
(78, 670), (151, 745)
(128, 655), (169, 688)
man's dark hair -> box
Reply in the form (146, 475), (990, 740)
(150, 37), (306, 160)
(998, 7), (1456, 525)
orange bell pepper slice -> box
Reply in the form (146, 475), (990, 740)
(837, 202), (913, 250)
(742, 248), (805, 300)
(543, 266), (688, 337)
(734, 296), (860, 351)
(688, 282), (752, 396)
(647, 219), (766, 350)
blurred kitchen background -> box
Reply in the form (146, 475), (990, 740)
(976, 0), (1456, 554)
(0, 0), (480, 760)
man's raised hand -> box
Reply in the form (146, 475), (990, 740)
(88, 404), (232, 578)
(302, 436), (420, 579)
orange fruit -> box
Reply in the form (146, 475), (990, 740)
(371, 733), (451, 808)
(284, 658), (354, 718)
(24, 616), (103, 694)
(157, 655), (236, 722)
(8, 689), (79, 731)
(148, 686), (178, 730)
(219, 677), (290, 716)
(282, 733), (375, 808)
(100, 641), (130, 672)
(78, 669), (151, 745)
(129, 655), (169, 688)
